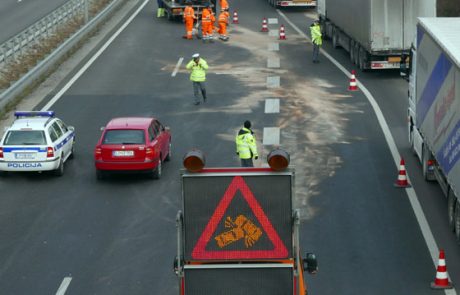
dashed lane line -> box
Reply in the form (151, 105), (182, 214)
(268, 18), (278, 25)
(172, 57), (184, 77)
(267, 57), (280, 68)
(41, 0), (150, 111)
(55, 277), (72, 295)
(277, 10), (457, 294)
(266, 76), (280, 88)
(265, 99), (280, 114)
(263, 127), (280, 146)
(268, 29), (279, 37)
(268, 43), (279, 51)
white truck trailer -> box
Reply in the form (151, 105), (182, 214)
(267, 0), (316, 8)
(406, 18), (460, 244)
(317, 0), (436, 70)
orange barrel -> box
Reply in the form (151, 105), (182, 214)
(183, 149), (206, 172)
(267, 149), (290, 171)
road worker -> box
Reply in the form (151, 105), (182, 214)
(220, 0), (229, 11)
(310, 20), (322, 63)
(235, 120), (258, 167)
(218, 8), (230, 41)
(186, 53), (208, 105)
(201, 4), (213, 42)
(183, 0), (196, 40)
(156, 0), (165, 17)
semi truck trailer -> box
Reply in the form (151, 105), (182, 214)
(406, 17), (460, 244)
(317, 0), (436, 70)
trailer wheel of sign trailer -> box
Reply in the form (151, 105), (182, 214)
(175, 152), (318, 294)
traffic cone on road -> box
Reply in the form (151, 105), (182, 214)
(348, 70), (358, 91)
(279, 25), (286, 40)
(431, 249), (453, 289)
(261, 18), (269, 32)
(394, 158), (411, 188)
(232, 11), (239, 24)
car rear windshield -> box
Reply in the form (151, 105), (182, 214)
(103, 129), (145, 145)
(3, 131), (47, 145)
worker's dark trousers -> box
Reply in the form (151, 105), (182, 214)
(312, 44), (320, 62)
(240, 158), (254, 167)
(193, 81), (206, 103)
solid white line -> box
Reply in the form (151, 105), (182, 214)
(277, 10), (457, 294)
(265, 99), (280, 113)
(263, 127), (280, 145)
(41, 0), (151, 111)
(171, 57), (184, 77)
(55, 277), (72, 295)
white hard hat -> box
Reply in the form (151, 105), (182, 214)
(192, 53), (200, 58)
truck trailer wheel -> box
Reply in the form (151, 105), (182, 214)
(354, 43), (360, 66)
(448, 190), (457, 231)
(358, 47), (367, 71)
(455, 201), (460, 244)
(349, 41), (355, 62)
(332, 28), (339, 49)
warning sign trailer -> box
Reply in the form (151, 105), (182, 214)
(174, 167), (318, 295)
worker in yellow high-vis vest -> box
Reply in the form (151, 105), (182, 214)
(235, 120), (258, 167)
(310, 20), (322, 63)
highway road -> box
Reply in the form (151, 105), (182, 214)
(0, 0), (459, 294)
(0, 0), (70, 43)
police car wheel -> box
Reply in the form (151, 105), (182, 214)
(69, 142), (75, 159)
(54, 158), (64, 176)
(0, 171), (8, 177)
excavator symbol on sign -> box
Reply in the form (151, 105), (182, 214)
(214, 215), (263, 248)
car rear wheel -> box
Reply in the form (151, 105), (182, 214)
(152, 158), (162, 180)
(165, 142), (172, 162)
(54, 157), (64, 176)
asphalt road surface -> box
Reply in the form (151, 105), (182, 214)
(0, 0), (70, 43)
(0, 0), (459, 294)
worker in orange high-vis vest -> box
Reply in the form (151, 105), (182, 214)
(218, 8), (230, 41)
(210, 9), (216, 38)
(183, 0), (195, 40)
(220, 0), (229, 11)
(201, 3), (213, 42)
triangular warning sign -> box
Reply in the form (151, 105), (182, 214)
(191, 176), (289, 260)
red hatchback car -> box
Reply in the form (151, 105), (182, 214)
(94, 117), (171, 179)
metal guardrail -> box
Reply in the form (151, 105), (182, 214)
(0, 0), (124, 111)
(0, 0), (90, 65)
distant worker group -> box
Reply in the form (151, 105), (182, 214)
(182, 0), (231, 42)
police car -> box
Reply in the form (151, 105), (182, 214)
(0, 111), (75, 176)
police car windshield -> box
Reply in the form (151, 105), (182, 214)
(103, 130), (145, 145)
(3, 131), (46, 145)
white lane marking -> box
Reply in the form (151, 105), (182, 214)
(277, 10), (458, 294)
(41, 0), (150, 111)
(55, 277), (72, 295)
(266, 76), (280, 88)
(269, 29), (279, 37)
(265, 99), (280, 113)
(171, 57), (184, 77)
(268, 18), (278, 25)
(268, 43), (279, 51)
(263, 127), (280, 145)
(267, 57), (280, 68)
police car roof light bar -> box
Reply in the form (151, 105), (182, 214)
(14, 111), (55, 118)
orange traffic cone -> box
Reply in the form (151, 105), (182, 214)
(394, 158), (411, 188)
(348, 70), (358, 91)
(279, 24), (286, 40)
(431, 249), (453, 289)
(232, 11), (239, 24)
(261, 18), (269, 32)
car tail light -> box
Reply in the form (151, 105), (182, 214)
(95, 147), (102, 160)
(146, 147), (154, 160)
(0, 147), (3, 159)
(427, 160), (434, 166)
(47, 147), (54, 158)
